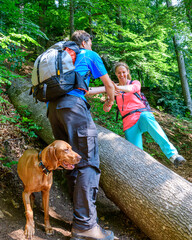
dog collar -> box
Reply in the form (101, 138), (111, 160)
(38, 152), (51, 176)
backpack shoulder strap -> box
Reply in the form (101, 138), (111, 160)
(37, 53), (44, 84)
(129, 80), (143, 102)
(134, 92), (142, 101)
(62, 41), (80, 54)
(115, 96), (120, 122)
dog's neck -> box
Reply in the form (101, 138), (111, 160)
(38, 152), (51, 176)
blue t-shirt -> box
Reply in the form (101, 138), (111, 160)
(67, 48), (107, 101)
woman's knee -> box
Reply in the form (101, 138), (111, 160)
(139, 111), (154, 123)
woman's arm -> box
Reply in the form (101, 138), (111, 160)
(85, 76), (115, 112)
(115, 84), (132, 92)
(114, 80), (141, 93)
(85, 86), (106, 96)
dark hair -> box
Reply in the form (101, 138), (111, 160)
(71, 30), (92, 47)
(114, 62), (132, 80)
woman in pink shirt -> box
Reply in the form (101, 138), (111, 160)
(88, 62), (186, 168)
(113, 62), (186, 168)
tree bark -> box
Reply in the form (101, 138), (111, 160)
(39, 0), (47, 34)
(116, 6), (123, 40)
(172, 35), (192, 115)
(98, 127), (192, 240)
(166, 0), (192, 115)
(7, 77), (192, 240)
(184, 0), (192, 32)
(70, 0), (75, 38)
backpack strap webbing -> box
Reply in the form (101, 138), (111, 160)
(116, 106), (120, 122)
(115, 81), (151, 122)
(57, 50), (63, 80)
(129, 80), (143, 102)
(134, 92), (142, 101)
(36, 53), (47, 102)
(122, 108), (147, 119)
(37, 53), (44, 84)
(115, 95), (119, 122)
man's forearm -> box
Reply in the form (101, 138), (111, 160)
(100, 74), (115, 104)
(86, 86), (106, 96)
(105, 84), (115, 104)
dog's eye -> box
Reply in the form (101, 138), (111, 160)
(64, 149), (69, 153)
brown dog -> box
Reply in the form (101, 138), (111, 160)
(17, 140), (81, 239)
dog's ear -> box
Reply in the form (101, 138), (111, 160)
(47, 146), (58, 169)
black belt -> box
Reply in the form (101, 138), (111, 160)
(122, 108), (148, 119)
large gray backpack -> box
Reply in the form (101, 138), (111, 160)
(30, 41), (89, 102)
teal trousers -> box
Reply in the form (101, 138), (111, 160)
(124, 111), (178, 159)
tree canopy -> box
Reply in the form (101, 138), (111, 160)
(0, 0), (192, 116)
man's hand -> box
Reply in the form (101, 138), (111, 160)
(100, 74), (115, 102)
(103, 99), (113, 112)
(112, 81), (132, 93)
(112, 82), (121, 96)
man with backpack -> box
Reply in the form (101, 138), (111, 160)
(48, 30), (115, 240)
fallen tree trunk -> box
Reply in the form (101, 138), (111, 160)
(8, 77), (192, 240)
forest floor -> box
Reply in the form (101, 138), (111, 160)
(0, 65), (192, 240)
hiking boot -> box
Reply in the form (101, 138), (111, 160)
(170, 154), (186, 168)
(71, 224), (114, 240)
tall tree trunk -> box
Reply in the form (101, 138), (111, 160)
(70, 0), (75, 38)
(7, 77), (192, 240)
(35, 0), (48, 53)
(39, 0), (47, 37)
(88, 15), (93, 36)
(166, 0), (192, 115)
(137, 69), (145, 86)
(172, 35), (192, 114)
(116, 6), (123, 40)
(19, 1), (24, 33)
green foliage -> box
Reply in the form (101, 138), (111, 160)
(15, 106), (42, 138)
(0, 31), (41, 71)
(88, 97), (124, 137)
(0, 90), (41, 168)
(90, 78), (103, 87)
(143, 132), (155, 145)
(156, 88), (188, 117)
(0, 99), (42, 139)
(0, 67), (20, 104)
(0, 0), (48, 86)
(2, 160), (18, 168)
(0, 0), (191, 118)
(0, 156), (18, 168)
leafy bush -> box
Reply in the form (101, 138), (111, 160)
(15, 106), (42, 138)
(156, 88), (188, 117)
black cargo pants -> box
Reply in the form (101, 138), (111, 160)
(48, 95), (100, 230)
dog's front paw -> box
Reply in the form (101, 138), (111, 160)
(24, 223), (35, 239)
(45, 225), (54, 235)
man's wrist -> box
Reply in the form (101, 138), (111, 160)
(107, 100), (114, 105)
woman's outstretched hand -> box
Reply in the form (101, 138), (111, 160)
(112, 82), (121, 96)
(103, 99), (113, 112)
(112, 81), (132, 93)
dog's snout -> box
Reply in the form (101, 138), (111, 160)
(76, 154), (81, 163)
